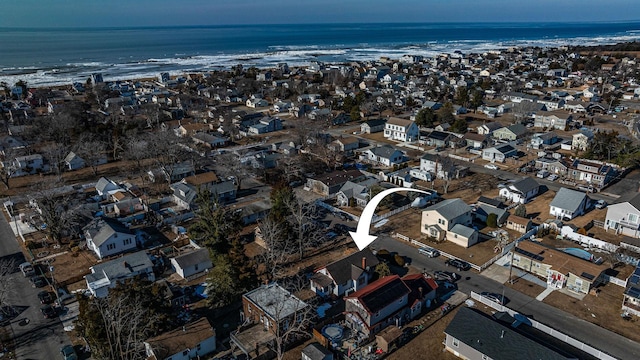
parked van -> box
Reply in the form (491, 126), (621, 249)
(536, 170), (549, 178)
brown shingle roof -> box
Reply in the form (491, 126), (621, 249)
(386, 117), (414, 128)
(184, 171), (219, 186)
(145, 318), (215, 358)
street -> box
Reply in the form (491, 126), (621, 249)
(0, 214), (71, 359)
(371, 234), (640, 360)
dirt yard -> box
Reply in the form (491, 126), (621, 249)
(505, 276), (546, 299)
(543, 283), (640, 343)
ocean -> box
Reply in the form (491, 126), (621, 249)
(1, 22), (640, 87)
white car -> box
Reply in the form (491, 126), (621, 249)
(484, 164), (498, 170)
(547, 174), (559, 181)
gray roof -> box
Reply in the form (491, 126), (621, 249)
(363, 118), (387, 127)
(95, 177), (118, 194)
(302, 343), (333, 360)
(445, 307), (574, 360)
(243, 283), (309, 320)
(550, 187), (587, 213)
(172, 248), (212, 269)
(627, 193), (640, 210)
(84, 217), (134, 247)
(450, 224), (476, 239)
(369, 145), (402, 159)
(323, 248), (379, 285)
(171, 182), (197, 204)
(86, 251), (153, 283)
(425, 198), (471, 220)
(475, 203), (508, 222)
(508, 123), (527, 136)
(512, 177), (539, 194)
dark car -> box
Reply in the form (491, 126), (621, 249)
(30, 276), (47, 288)
(61, 344), (78, 360)
(434, 270), (460, 282)
(480, 292), (508, 305)
(41, 305), (57, 319)
(38, 291), (55, 304)
(445, 259), (471, 271)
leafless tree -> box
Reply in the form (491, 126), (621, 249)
(30, 181), (81, 245)
(124, 134), (152, 171)
(439, 156), (456, 194)
(215, 152), (250, 190)
(0, 258), (17, 315)
(512, 101), (540, 123)
(255, 216), (290, 281)
(284, 196), (322, 260)
(41, 142), (69, 180)
(601, 243), (622, 269)
(146, 130), (190, 183)
(74, 134), (107, 176)
(0, 147), (22, 189)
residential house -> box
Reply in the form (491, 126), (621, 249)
(302, 343), (333, 360)
(506, 215), (533, 234)
(499, 177), (540, 204)
(564, 100), (588, 114)
(421, 198), (477, 247)
(336, 178), (378, 208)
(175, 122), (210, 138)
(474, 202), (509, 226)
(382, 167), (414, 188)
(401, 273), (438, 319)
(85, 250), (155, 298)
(192, 132), (229, 148)
(512, 241), (605, 294)
(248, 117), (283, 135)
(306, 169), (365, 196)
(11, 154), (44, 176)
(171, 172), (237, 209)
(462, 132), (489, 149)
(344, 275), (411, 338)
(530, 132), (560, 149)
(536, 157), (569, 176)
(0, 135), (27, 156)
(425, 131), (452, 148)
(622, 264), (640, 317)
(84, 217), (137, 260)
(148, 161), (195, 183)
(492, 124), (527, 141)
(445, 307), (580, 360)
(604, 193), (640, 238)
(246, 98), (269, 108)
(476, 122), (503, 135)
(331, 137), (360, 153)
(549, 187), (589, 220)
(95, 177), (124, 199)
(310, 249), (379, 298)
(360, 118), (387, 134)
(572, 129), (594, 151)
(482, 143), (518, 163)
(383, 117), (419, 142)
(533, 110), (573, 130)
(170, 248), (213, 280)
(418, 153), (464, 180)
(567, 159), (618, 189)
(361, 145), (404, 167)
(144, 318), (216, 360)
(64, 151), (85, 170)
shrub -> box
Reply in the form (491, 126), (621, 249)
(394, 254), (405, 267)
(486, 213), (498, 228)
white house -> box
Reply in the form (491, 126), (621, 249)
(170, 248), (213, 280)
(421, 198), (477, 247)
(64, 151), (85, 170)
(549, 187), (589, 220)
(85, 251), (155, 298)
(572, 129), (594, 151)
(482, 143), (517, 163)
(144, 318), (216, 360)
(83, 217), (137, 260)
(11, 154), (44, 176)
(361, 145), (404, 167)
(499, 177), (540, 204)
(383, 117), (419, 142)
(604, 193), (640, 238)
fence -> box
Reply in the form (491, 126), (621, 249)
(470, 292), (618, 360)
(603, 274), (627, 288)
(446, 154), (479, 162)
(372, 204), (411, 223)
(315, 200), (360, 222)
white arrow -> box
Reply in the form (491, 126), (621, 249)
(350, 187), (430, 250)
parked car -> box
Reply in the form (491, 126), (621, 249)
(484, 164), (498, 170)
(480, 292), (508, 305)
(38, 291), (55, 305)
(19, 262), (35, 277)
(60, 345), (78, 360)
(30, 276), (46, 288)
(418, 247), (440, 258)
(445, 259), (471, 271)
(433, 270), (460, 282)
(547, 174), (559, 181)
(595, 199), (607, 209)
(536, 170), (549, 178)
(41, 305), (57, 319)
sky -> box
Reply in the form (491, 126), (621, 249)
(2, 0), (640, 28)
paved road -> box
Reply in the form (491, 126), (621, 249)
(371, 234), (640, 360)
(0, 214), (71, 359)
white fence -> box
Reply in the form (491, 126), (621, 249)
(560, 226), (617, 250)
(603, 274), (628, 288)
(314, 200), (360, 222)
(470, 292), (618, 360)
(446, 153), (480, 162)
(372, 204), (411, 223)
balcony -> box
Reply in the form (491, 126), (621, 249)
(619, 219), (640, 229)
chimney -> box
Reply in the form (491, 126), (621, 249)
(183, 325), (186, 332)
(418, 286), (423, 298)
(500, 330), (505, 339)
(362, 257), (367, 269)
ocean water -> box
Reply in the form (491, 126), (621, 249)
(1, 22), (640, 87)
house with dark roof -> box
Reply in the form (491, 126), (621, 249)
(482, 143), (518, 163)
(85, 250), (155, 297)
(83, 217), (137, 259)
(445, 307), (582, 360)
(604, 193), (640, 238)
(170, 248), (213, 280)
(476, 122), (503, 135)
(336, 178), (378, 208)
(474, 202), (509, 226)
(425, 130), (452, 148)
(310, 249), (379, 298)
(622, 264), (640, 317)
(144, 317), (216, 360)
(567, 159), (618, 189)
(360, 118), (387, 134)
(462, 132), (489, 149)
(421, 198), (477, 247)
(492, 124), (527, 141)
(302, 343), (334, 360)
(361, 145), (404, 167)
(498, 177), (540, 204)
(170, 171), (237, 210)
(305, 169), (365, 196)
(511, 241), (606, 294)
(549, 187), (589, 220)
(344, 275), (411, 338)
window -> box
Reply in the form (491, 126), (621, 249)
(183, 350), (189, 356)
(107, 243), (116, 251)
(482, 355), (491, 360)
(197, 344), (201, 351)
(513, 255), (520, 261)
(195, 264), (199, 271)
(123, 238), (131, 246)
(452, 338), (459, 347)
(629, 213), (639, 224)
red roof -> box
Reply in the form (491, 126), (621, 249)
(346, 275), (401, 299)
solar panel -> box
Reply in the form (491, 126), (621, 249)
(580, 272), (595, 280)
(625, 286), (640, 299)
(633, 266), (640, 277)
(515, 247), (544, 261)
